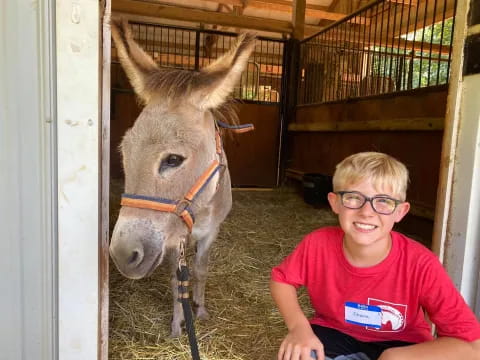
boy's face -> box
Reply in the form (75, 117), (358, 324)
(327, 178), (410, 251)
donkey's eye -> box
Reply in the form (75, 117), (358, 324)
(159, 154), (185, 173)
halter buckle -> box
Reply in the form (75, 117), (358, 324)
(175, 199), (191, 216)
(178, 237), (187, 269)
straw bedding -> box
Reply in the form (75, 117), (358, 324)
(109, 183), (337, 360)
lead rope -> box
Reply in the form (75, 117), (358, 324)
(176, 122), (255, 360)
(177, 238), (201, 360)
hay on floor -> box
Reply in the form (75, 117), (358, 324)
(109, 184), (337, 360)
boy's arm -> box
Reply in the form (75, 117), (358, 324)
(270, 280), (324, 360)
(378, 337), (480, 360)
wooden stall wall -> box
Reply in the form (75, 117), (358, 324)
(287, 87), (448, 228)
(110, 85), (281, 187)
(224, 103), (280, 188)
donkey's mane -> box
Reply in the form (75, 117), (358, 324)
(142, 68), (239, 126)
(144, 68), (196, 104)
(211, 101), (239, 126)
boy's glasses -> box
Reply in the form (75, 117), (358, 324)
(335, 191), (403, 215)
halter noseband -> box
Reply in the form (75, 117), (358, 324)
(120, 120), (254, 232)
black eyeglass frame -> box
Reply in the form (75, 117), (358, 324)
(335, 191), (404, 215)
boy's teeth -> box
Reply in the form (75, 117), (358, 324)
(355, 222), (376, 230)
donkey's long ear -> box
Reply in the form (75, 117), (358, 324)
(111, 18), (158, 104)
(191, 33), (256, 110)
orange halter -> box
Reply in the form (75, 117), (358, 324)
(120, 120), (254, 232)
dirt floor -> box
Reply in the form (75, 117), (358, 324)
(109, 186), (338, 360)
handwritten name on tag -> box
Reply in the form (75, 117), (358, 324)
(345, 302), (382, 329)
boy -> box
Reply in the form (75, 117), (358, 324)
(271, 152), (480, 360)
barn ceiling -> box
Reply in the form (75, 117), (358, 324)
(112, 0), (373, 39)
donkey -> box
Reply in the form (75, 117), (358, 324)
(109, 19), (255, 337)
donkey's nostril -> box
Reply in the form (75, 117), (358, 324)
(127, 250), (141, 265)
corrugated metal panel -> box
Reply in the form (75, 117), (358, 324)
(0, 0), (56, 359)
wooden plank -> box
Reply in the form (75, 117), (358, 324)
(198, 0), (352, 21)
(113, 0), (294, 34)
(285, 168), (304, 181)
(388, 0), (418, 4)
(253, 0), (346, 21)
(288, 117), (444, 131)
(100, 0), (111, 359)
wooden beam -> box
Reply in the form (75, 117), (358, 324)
(195, 0), (369, 26)
(198, 0), (350, 21)
(252, 0), (346, 21)
(388, 0), (418, 4)
(292, 0), (306, 39)
(113, 0), (293, 34)
(288, 117), (444, 131)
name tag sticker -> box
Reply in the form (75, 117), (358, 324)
(345, 302), (382, 329)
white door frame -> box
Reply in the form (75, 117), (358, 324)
(433, 0), (480, 314)
(56, 1), (101, 358)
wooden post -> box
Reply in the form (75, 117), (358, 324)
(278, 41), (302, 184)
(292, 0), (306, 40)
(278, 0), (305, 185)
(432, 0), (480, 312)
(100, 0), (111, 359)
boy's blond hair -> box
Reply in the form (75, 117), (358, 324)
(332, 152), (409, 201)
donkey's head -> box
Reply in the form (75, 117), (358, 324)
(109, 19), (255, 279)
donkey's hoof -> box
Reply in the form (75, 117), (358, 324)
(169, 329), (182, 338)
(196, 306), (210, 321)
(170, 323), (182, 338)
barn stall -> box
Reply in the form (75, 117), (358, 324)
(4, 0), (480, 359)
(107, 0), (461, 359)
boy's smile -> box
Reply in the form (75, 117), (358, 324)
(353, 221), (377, 232)
(328, 179), (410, 267)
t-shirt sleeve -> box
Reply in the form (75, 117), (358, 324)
(420, 255), (480, 342)
(271, 233), (313, 289)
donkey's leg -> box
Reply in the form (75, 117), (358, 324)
(169, 247), (184, 337)
(192, 227), (219, 320)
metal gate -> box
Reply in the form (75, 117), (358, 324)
(111, 22), (287, 187)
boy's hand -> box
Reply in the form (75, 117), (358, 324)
(278, 323), (325, 360)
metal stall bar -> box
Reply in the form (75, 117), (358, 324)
(297, 0), (456, 105)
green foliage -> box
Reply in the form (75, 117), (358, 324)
(409, 18), (453, 87)
(369, 18), (454, 90)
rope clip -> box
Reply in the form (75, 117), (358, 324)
(175, 198), (191, 216)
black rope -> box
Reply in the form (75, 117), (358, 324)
(177, 265), (201, 360)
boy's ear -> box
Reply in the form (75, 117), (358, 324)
(327, 192), (340, 214)
(394, 201), (410, 223)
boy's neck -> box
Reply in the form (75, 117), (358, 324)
(342, 235), (392, 268)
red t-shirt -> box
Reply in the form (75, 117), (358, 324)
(271, 227), (480, 343)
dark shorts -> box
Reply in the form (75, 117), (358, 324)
(311, 325), (414, 360)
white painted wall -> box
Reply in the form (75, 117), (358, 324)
(56, 1), (100, 359)
(0, 0), (56, 359)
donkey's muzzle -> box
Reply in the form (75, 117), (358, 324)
(109, 217), (164, 279)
